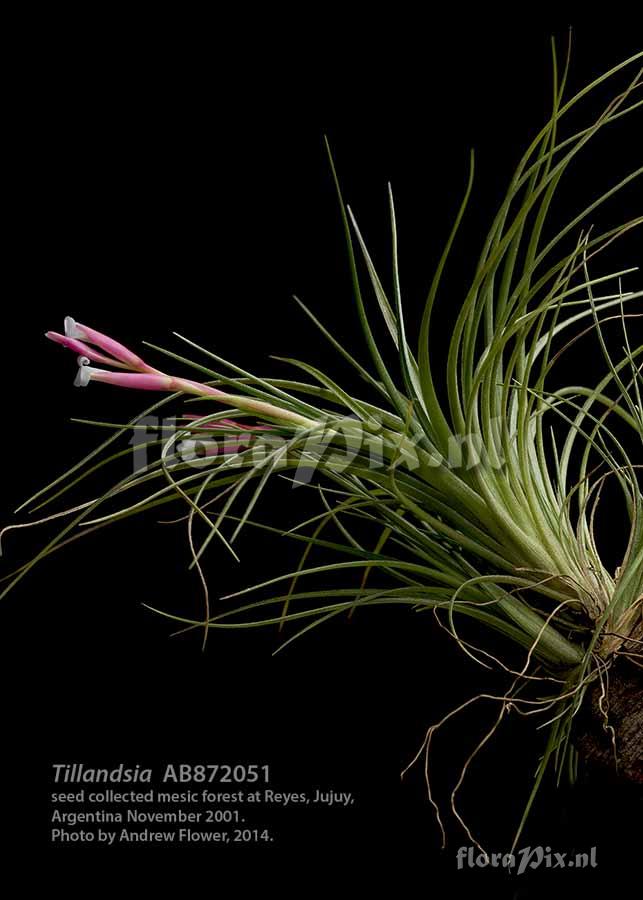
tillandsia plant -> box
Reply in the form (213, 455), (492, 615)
(2, 43), (642, 850)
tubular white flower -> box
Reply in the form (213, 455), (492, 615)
(74, 357), (93, 387)
(65, 316), (82, 340)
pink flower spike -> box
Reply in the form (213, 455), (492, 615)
(64, 317), (158, 373)
(91, 371), (175, 390)
(73, 359), (230, 399)
(73, 360), (228, 398)
(46, 331), (130, 369)
(74, 359), (174, 391)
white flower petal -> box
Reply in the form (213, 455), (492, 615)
(64, 316), (82, 339)
(74, 359), (93, 388)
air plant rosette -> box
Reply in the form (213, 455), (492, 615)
(3, 42), (642, 852)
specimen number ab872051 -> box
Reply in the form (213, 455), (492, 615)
(161, 764), (270, 784)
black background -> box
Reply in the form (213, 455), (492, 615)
(3, 12), (642, 894)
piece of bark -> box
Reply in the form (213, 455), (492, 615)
(575, 660), (643, 784)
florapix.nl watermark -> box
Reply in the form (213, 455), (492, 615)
(456, 845), (598, 875)
(127, 412), (510, 481)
